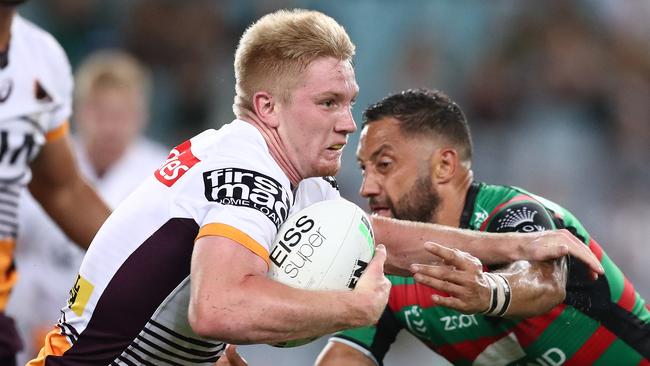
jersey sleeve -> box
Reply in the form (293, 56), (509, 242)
(169, 144), (292, 267)
(483, 197), (558, 273)
(40, 29), (73, 138)
(329, 307), (402, 366)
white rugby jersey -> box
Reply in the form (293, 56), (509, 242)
(30, 120), (341, 366)
(0, 10), (72, 340)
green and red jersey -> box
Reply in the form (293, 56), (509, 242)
(332, 182), (650, 365)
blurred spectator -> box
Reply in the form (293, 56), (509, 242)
(123, 0), (230, 143)
(6, 50), (168, 365)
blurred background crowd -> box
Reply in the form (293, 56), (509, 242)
(8, 0), (649, 365)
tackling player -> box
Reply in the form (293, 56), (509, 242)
(0, 2), (110, 365)
(317, 89), (649, 365)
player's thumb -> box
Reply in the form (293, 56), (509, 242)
(367, 244), (387, 275)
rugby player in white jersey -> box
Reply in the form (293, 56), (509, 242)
(28, 8), (602, 366)
(0, 2), (110, 365)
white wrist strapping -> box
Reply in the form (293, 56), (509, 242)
(481, 272), (511, 317)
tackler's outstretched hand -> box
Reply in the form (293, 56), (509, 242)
(411, 242), (492, 314)
(522, 229), (603, 280)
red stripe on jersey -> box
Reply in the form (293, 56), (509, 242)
(388, 283), (447, 311)
(512, 304), (566, 348)
(588, 238), (604, 261)
(638, 358), (650, 366)
(434, 332), (512, 362)
(479, 194), (531, 231)
(564, 326), (617, 365)
(618, 275), (637, 312)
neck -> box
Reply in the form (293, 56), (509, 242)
(434, 167), (474, 227)
(238, 110), (303, 187)
(0, 8), (14, 50)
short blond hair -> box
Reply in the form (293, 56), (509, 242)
(233, 9), (355, 117)
(75, 49), (151, 105)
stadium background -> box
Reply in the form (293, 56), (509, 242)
(12, 0), (649, 365)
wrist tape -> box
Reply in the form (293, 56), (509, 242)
(481, 272), (511, 317)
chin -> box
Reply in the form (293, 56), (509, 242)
(313, 163), (340, 178)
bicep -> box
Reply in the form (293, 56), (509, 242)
(486, 199), (568, 313)
(190, 234), (268, 296)
(316, 341), (377, 366)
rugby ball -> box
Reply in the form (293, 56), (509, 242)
(268, 198), (375, 347)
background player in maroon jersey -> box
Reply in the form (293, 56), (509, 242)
(0, 2), (109, 365)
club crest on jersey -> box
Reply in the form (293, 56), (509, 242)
(155, 140), (200, 187)
(203, 168), (291, 228)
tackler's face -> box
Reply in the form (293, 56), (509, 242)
(357, 118), (441, 223)
(275, 57), (358, 178)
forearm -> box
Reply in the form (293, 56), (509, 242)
(189, 275), (370, 344)
(372, 216), (526, 273)
(496, 258), (567, 318)
(30, 176), (110, 249)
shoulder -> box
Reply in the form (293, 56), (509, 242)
(475, 184), (556, 233)
(294, 176), (341, 209)
(13, 15), (70, 71)
(12, 14), (72, 110)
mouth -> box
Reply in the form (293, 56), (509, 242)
(327, 143), (345, 151)
(369, 205), (392, 217)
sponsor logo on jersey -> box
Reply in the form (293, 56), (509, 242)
(0, 129), (37, 183)
(155, 140), (200, 187)
(203, 167), (291, 228)
(440, 314), (479, 331)
(530, 348), (566, 366)
(488, 202), (553, 233)
(67, 274), (94, 317)
(0, 79), (12, 103)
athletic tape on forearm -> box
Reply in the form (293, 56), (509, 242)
(481, 272), (512, 317)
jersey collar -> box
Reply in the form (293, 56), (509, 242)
(459, 181), (481, 229)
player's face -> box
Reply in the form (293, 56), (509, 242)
(275, 57), (358, 178)
(357, 117), (441, 222)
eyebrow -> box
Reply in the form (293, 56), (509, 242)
(358, 143), (393, 163)
(314, 91), (358, 101)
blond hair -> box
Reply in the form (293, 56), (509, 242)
(75, 49), (151, 105)
(233, 9), (355, 117)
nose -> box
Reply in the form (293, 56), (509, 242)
(335, 108), (357, 134)
(359, 171), (381, 198)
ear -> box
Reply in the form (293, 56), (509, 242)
(252, 91), (279, 128)
(430, 148), (458, 184)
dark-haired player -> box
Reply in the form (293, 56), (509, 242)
(0, 2), (110, 365)
(318, 89), (649, 365)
